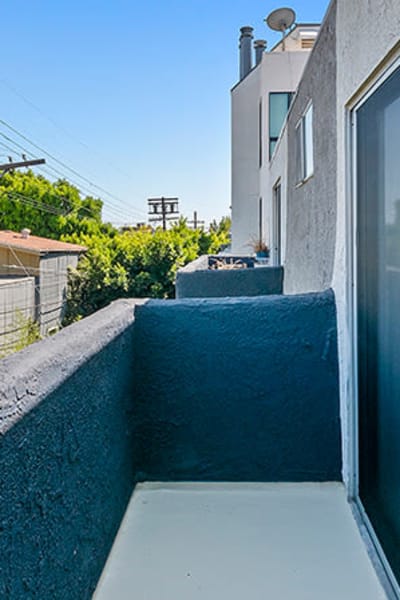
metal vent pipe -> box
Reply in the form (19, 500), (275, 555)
(239, 26), (254, 80)
(254, 39), (267, 65)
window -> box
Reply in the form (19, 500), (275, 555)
(296, 103), (314, 183)
(269, 92), (292, 159)
(259, 100), (263, 167)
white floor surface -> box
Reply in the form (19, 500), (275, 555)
(94, 482), (386, 600)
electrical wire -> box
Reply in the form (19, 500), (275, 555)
(0, 144), (130, 222)
(0, 79), (139, 183)
(3, 191), (66, 216)
(0, 136), (144, 222)
(0, 118), (147, 217)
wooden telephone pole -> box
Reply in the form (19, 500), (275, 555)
(148, 197), (179, 230)
(0, 158), (45, 178)
(188, 211), (205, 230)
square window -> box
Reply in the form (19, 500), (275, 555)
(269, 92), (292, 160)
(296, 103), (314, 183)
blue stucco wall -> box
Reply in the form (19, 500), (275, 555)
(0, 291), (342, 597)
(132, 290), (341, 482)
(176, 265), (284, 298)
(0, 300), (139, 600)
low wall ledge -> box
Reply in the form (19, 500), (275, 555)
(0, 298), (147, 435)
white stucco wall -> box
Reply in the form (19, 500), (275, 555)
(231, 67), (261, 254)
(231, 51), (309, 253)
(267, 127), (288, 265)
(334, 0), (400, 487)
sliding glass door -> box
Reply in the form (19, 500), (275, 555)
(356, 64), (400, 584)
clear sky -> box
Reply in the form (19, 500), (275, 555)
(0, 0), (329, 226)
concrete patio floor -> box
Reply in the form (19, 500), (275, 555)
(94, 482), (386, 600)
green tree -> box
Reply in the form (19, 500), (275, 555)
(0, 170), (104, 239)
(0, 169), (231, 324)
(63, 217), (231, 323)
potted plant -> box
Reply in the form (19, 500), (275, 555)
(249, 238), (270, 262)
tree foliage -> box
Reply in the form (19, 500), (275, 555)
(0, 170), (103, 237)
(63, 218), (230, 323)
(0, 170), (231, 323)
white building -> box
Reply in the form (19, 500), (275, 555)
(231, 22), (319, 254)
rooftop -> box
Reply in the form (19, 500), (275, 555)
(0, 230), (87, 254)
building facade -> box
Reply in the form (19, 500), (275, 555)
(0, 230), (86, 342)
(231, 22), (319, 253)
(231, 0), (400, 596)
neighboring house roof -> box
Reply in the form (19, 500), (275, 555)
(0, 230), (87, 254)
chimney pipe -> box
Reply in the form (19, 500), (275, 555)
(239, 26), (254, 80)
(254, 39), (267, 65)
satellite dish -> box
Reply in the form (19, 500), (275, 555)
(266, 7), (296, 32)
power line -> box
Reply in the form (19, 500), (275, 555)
(0, 118), (147, 217)
(35, 164), (132, 221)
(0, 79), (139, 183)
(0, 139), (140, 222)
(2, 192), (65, 216)
(2, 176), (130, 224)
(3, 176), (125, 222)
(0, 142), (145, 223)
(37, 162), (146, 220)
(36, 166), (133, 221)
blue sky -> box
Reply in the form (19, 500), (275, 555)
(0, 0), (329, 225)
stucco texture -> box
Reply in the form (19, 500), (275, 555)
(231, 66), (262, 253)
(334, 0), (400, 488)
(284, 2), (337, 294)
(0, 300), (139, 600)
(132, 290), (342, 482)
(175, 266), (284, 298)
(0, 291), (342, 597)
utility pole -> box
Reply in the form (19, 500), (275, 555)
(0, 158), (45, 179)
(148, 197), (179, 230)
(0, 158), (46, 230)
(187, 211), (205, 230)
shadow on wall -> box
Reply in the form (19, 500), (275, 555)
(0, 290), (342, 599)
(0, 327), (137, 600)
(132, 289), (342, 483)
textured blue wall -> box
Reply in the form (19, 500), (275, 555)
(176, 265), (284, 298)
(0, 301), (137, 600)
(132, 290), (341, 482)
(0, 292), (342, 598)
